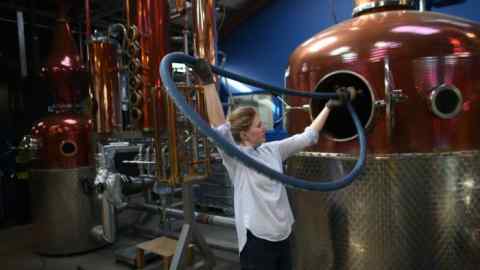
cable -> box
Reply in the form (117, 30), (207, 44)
(159, 52), (367, 191)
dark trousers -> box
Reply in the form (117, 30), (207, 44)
(240, 230), (292, 270)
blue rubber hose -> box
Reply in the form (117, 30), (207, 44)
(159, 52), (367, 191)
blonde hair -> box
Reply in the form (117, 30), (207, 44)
(227, 106), (257, 143)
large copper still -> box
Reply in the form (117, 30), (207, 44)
(286, 1), (480, 269)
(29, 0), (101, 255)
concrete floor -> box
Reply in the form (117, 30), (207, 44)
(1, 224), (241, 270)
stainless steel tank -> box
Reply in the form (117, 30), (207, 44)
(30, 167), (100, 255)
(285, 1), (480, 269)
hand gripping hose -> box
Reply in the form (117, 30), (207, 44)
(160, 52), (367, 191)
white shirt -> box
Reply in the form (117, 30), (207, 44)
(214, 123), (319, 252)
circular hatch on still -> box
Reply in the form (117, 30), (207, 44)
(310, 70), (375, 141)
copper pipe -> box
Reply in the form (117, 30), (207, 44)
(152, 87), (163, 179)
(84, 0), (91, 39)
(187, 0), (216, 178)
(134, 0), (170, 132)
(192, 0), (217, 65)
(88, 40), (120, 134)
(125, 0), (132, 29)
(176, 0), (186, 13)
(167, 97), (180, 185)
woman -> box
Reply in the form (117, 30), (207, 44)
(194, 60), (350, 270)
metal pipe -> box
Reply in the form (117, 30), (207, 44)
(125, 0), (132, 29)
(133, 225), (238, 253)
(192, 0), (217, 64)
(28, 0), (39, 75)
(90, 196), (116, 244)
(84, 0), (91, 39)
(90, 170), (124, 244)
(419, 0), (426, 11)
(128, 203), (235, 228)
(16, 11), (28, 78)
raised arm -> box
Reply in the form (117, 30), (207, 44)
(309, 106), (331, 133)
(194, 60), (226, 127)
(273, 87), (355, 160)
(204, 83), (226, 127)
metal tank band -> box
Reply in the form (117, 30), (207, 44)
(353, 0), (416, 16)
(287, 150), (480, 270)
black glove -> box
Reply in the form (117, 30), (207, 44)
(326, 87), (356, 109)
(194, 59), (214, 84)
(326, 98), (344, 109)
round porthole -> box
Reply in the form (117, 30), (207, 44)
(429, 84), (463, 119)
(60, 140), (78, 157)
(310, 70), (375, 141)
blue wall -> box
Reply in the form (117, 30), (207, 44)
(219, 0), (480, 90)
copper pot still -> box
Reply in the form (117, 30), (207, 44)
(286, 1), (480, 270)
(29, 0), (101, 255)
(287, 2), (480, 154)
(34, 0), (93, 169)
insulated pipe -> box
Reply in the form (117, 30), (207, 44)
(90, 195), (117, 244)
(159, 52), (367, 191)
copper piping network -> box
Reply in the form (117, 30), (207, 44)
(191, 0), (216, 174)
(84, 0), (91, 39)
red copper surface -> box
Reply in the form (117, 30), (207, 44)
(43, 1), (88, 111)
(286, 10), (480, 154)
(135, 0), (170, 132)
(31, 113), (93, 169)
(88, 41), (120, 134)
(151, 0), (170, 134)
